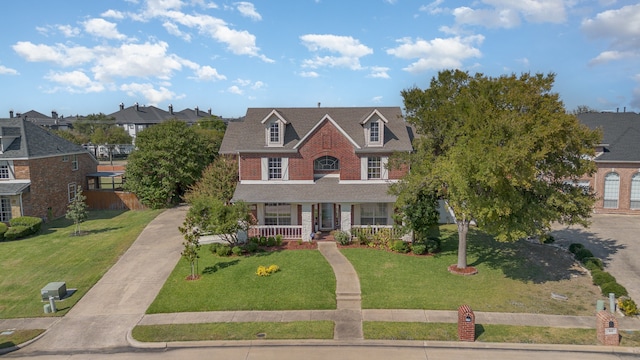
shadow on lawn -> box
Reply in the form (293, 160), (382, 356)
(39, 210), (128, 236)
(203, 259), (240, 274)
(439, 227), (585, 284)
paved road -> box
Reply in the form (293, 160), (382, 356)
(551, 214), (640, 302)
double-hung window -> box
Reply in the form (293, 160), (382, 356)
(603, 172), (620, 209)
(268, 158), (282, 180)
(0, 197), (11, 222)
(264, 203), (291, 225)
(367, 157), (381, 179)
(68, 183), (77, 202)
(0, 161), (10, 179)
(360, 203), (388, 225)
(269, 122), (279, 143)
(369, 121), (379, 143)
(72, 154), (79, 171)
(631, 173), (640, 209)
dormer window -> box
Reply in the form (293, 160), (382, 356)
(261, 110), (288, 147)
(269, 122), (280, 143)
(361, 109), (387, 147)
(370, 121), (379, 143)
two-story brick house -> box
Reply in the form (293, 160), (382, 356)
(0, 118), (97, 222)
(219, 106), (413, 241)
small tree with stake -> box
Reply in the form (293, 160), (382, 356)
(179, 216), (201, 280)
(66, 187), (88, 236)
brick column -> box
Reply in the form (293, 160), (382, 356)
(596, 310), (619, 346)
(458, 304), (475, 342)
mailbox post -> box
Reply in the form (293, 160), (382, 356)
(596, 310), (619, 346)
(458, 304), (475, 342)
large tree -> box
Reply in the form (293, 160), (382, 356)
(399, 70), (602, 272)
(183, 156), (238, 205)
(124, 120), (217, 208)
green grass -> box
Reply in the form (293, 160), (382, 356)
(0, 329), (44, 349)
(0, 209), (162, 318)
(342, 225), (600, 315)
(132, 321), (334, 341)
(364, 322), (640, 346)
(146, 249), (336, 313)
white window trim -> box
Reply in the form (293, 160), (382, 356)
(261, 157), (288, 181)
(0, 160), (14, 180)
(265, 120), (285, 147)
(68, 183), (77, 202)
(361, 156), (388, 180)
(603, 172), (620, 209)
(72, 154), (79, 171)
(365, 120), (383, 147)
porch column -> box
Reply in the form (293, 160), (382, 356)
(301, 203), (313, 241)
(340, 202), (352, 234)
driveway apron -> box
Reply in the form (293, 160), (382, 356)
(18, 206), (186, 353)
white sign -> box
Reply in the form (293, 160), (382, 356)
(605, 328), (617, 335)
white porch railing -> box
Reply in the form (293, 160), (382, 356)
(350, 225), (404, 239)
(248, 225), (303, 240)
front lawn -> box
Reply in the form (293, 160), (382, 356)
(342, 225), (601, 315)
(0, 209), (162, 318)
(146, 249), (336, 313)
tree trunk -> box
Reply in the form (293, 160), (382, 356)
(457, 219), (469, 269)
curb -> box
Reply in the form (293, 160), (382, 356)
(0, 328), (51, 356)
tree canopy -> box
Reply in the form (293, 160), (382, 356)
(124, 120), (218, 208)
(183, 155), (238, 205)
(398, 70), (602, 271)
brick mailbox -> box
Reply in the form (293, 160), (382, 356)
(596, 310), (619, 346)
(458, 304), (475, 342)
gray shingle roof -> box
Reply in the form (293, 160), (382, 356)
(0, 182), (30, 195)
(232, 177), (397, 203)
(107, 105), (216, 125)
(220, 107), (413, 154)
(0, 118), (90, 159)
(578, 112), (640, 162)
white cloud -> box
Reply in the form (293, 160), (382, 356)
(101, 9), (126, 19)
(300, 34), (373, 70)
(163, 21), (192, 41)
(227, 85), (243, 94)
(386, 35), (484, 73)
(236, 2), (262, 21)
(83, 18), (127, 40)
(120, 82), (181, 104)
(193, 65), (226, 81)
(452, 0), (568, 29)
(57, 25), (81, 37)
(44, 70), (105, 93)
(0, 65), (19, 75)
(91, 41), (183, 81)
(420, 0), (446, 15)
(582, 4), (640, 65)
(12, 41), (95, 67)
(368, 66), (390, 79)
(299, 71), (319, 78)
(251, 80), (265, 90)
(371, 96), (383, 103)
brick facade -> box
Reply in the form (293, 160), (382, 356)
(583, 162), (640, 214)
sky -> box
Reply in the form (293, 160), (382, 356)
(0, 0), (639, 119)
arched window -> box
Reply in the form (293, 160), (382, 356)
(603, 172), (620, 209)
(631, 173), (640, 209)
(314, 156), (339, 171)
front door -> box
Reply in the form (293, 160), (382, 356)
(320, 203), (334, 230)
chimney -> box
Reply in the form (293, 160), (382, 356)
(624, 107), (626, 113)
(616, 107), (619, 113)
(135, 102), (139, 111)
(208, 108), (212, 115)
(318, 102), (321, 108)
(195, 106), (199, 116)
(52, 110), (58, 119)
(9, 110), (13, 118)
(169, 104), (173, 114)
(119, 102), (124, 111)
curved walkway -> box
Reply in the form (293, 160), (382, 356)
(4, 210), (640, 355)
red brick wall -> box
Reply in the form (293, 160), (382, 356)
(22, 153), (97, 220)
(238, 120), (409, 181)
(585, 162), (640, 214)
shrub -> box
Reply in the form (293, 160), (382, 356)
(539, 234), (555, 244)
(248, 237), (260, 244)
(412, 243), (427, 255)
(601, 282), (628, 298)
(256, 264), (280, 276)
(391, 240), (409, 253)
(267, 236), (277, 247)
(617, 297), (640, 316)
(259, 236), (268, 246)
(373, 228), (393, 249)
(4, 225), (31, 241)
(215, 245), (231, 257)
(582, 257), (604, 271)
(231, 246), (243, 256)
(425, 237), (441, 253)
(9, 216), (43, 235)
(244, 241), (259, 253)
(0, 222), (7, 240)
(333, 230), (351, 245)
(275, 234), (283, 246)
(592, 270), (616, 287)
(568, 243), (584, 254)
(574, 248), (594, 262)
(209, 243), (222, 254)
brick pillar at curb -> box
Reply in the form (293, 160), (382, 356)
(458, 304), (475, 342)
(596, 310), (619, 346)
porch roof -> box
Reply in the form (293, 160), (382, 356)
(232, 177), (397, 203)
(0, 182), (30, 196)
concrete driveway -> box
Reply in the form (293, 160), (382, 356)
(551, 214), (640, 302)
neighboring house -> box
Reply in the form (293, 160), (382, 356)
(577, 111), (640, 214)
(219, 106), (414, 241)
(108, 103), (218, 141)
(0, 117), (98, 222)
(8, 109), (73, 131)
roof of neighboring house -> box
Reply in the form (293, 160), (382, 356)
(233, 177), (398, 203)
(0, 118), (92, 159)
(578, 112), (640, 162)
(107, 104), (217, 125)
(220, 107), (413, 154)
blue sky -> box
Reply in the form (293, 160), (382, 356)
(0, 0), (639, 118)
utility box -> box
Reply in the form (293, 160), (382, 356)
(41, 282), (67, 301)
(457, 304), (475, 342)
(596, 310), (619, 346)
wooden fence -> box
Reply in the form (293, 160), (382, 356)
(84, 190), (146, 211)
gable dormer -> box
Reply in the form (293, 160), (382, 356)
(361, 109), (388, 147)
(0, 127), (21, 154)
(261, 109), (288, 147)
